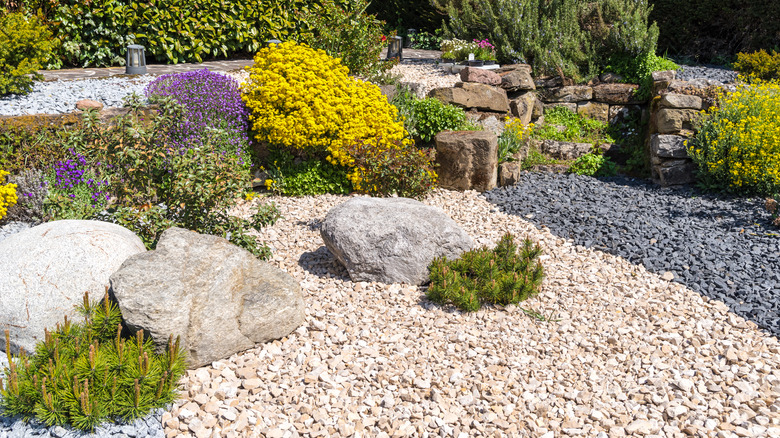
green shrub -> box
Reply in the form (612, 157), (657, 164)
(435, 0), (659, 82)
(295, 0), (391, 77)
(410, 98), (471, 143)
(569, 152), (617, 177)
(532, 106), (613, 145)
(0, 292), (186, 431)
(42, 0), (316, 67)
(688, 79), (780, 196)
(427, 233), (545, 312)
(0, 12), (57, 95)
(605, 51), (678, 100)
(733, 49), (780, 81)
(390, 88), (476, 143)
(410, 30), (443, 50)
(344, 137), (437, 199)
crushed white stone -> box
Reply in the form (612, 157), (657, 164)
(388, 64), (460, 98)
(167, 190), (780, 438)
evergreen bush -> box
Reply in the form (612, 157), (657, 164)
(433, 0), (659, 82)
(0, 12), (57, 95)
(427, 233), (544, 312)
(0, 292), (186, 431)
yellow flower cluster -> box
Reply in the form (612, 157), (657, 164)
(242, 41), (408, 169)
(0, 169), (18, 220)
(689, 77), (780, 195)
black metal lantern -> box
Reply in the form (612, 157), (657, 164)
(387, 36), (403, 61)
(125, 44), (146, 75)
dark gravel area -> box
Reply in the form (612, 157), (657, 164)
(483, 172), (780, 336)
(675, 64), (739, 84)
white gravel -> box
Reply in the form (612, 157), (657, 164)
(164, 190), (780, 438)
(388, 64), (460, 98)
(0, 76), (156, 116)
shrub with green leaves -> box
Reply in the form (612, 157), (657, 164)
(0, 12), (57, 95)
(39, 0), (318, 67)
(434, 0), (659, 82)
(344, 137), (437, 199)
(0, 292), (185, 431)
(391, 88), (476, 143)
(295, 0), (391, 77)
(568, 152), (617, 177)
(427, 233), (545, 312)
(605, 51), (678, 100)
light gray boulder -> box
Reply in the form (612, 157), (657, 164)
(110, 227), (304, 368)
(320, 197), (474, 285)
(0, 220), (145, 354)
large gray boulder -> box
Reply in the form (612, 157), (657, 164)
(0, 220), (145, 354)
(110, 227), (304, 369)
(320, 197), (474, 285)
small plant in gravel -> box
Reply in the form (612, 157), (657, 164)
(262, 149), (352, 197)
(765, 197), (780, 227)
(569, 152), (617, 177)
(427, 233), (545, 312)
(0, 292), (186, 431)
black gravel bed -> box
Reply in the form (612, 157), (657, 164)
(483, 172), (780, 336)
(675, 63), (739, 84)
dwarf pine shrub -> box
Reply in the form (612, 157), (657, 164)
(427, 233), (545, 312)
(0, 292), (186, 431)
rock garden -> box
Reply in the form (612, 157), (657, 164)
(2, 0), (780, 437)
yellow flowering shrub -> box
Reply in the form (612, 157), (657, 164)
(688, 78), (780, 195)
(0, 169), (19, 221)
(243, 41), (436, 196)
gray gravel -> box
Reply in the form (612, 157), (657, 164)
(0, 76), (155, 116)
(675, 64), (739, 84)
(483, 172), (780, 336)
(0, 222), (32, 244)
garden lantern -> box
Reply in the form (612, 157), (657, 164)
(125, 44), (147, 75)
(387, 36), (403, 61)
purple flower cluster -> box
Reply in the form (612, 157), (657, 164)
(145, 69), (250, 161)
(53, 150), (109, 202)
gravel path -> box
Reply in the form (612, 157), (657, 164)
(483, 173), (780, 337)
(159, 190), (780, 438)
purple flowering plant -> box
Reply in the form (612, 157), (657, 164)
(45, 149), (110, 219)
(473, 39), (496, 61)
(144, 69), (251, 171)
